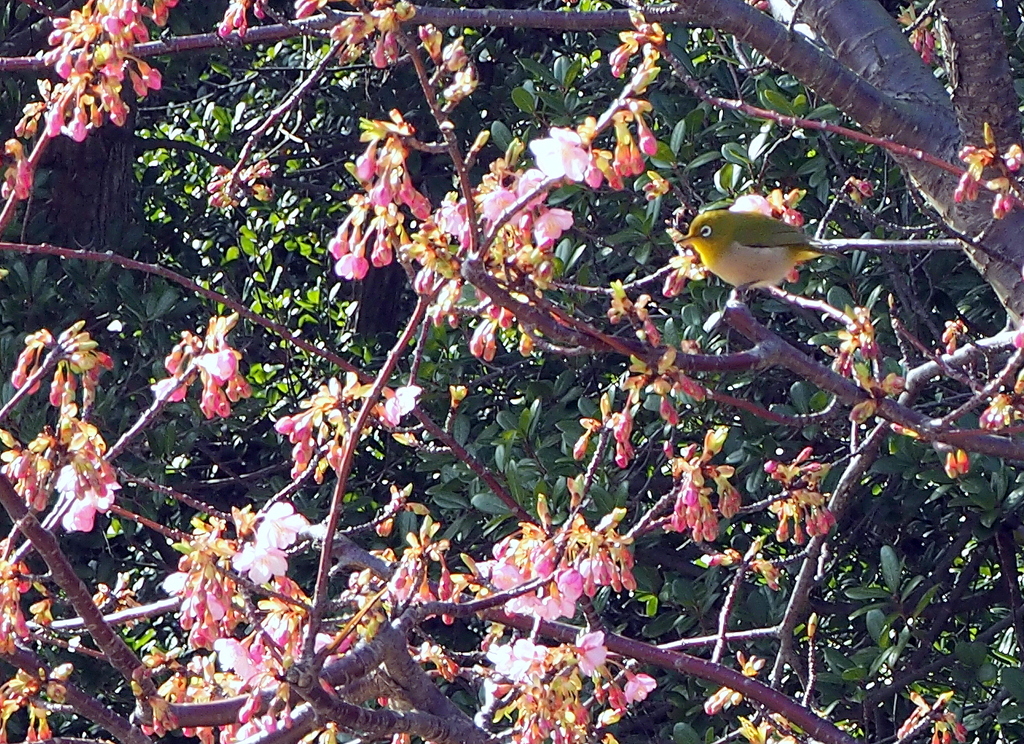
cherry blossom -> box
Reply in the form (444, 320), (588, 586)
(487, 638), (549, 682)
(576, 630), (608, 676)
(381, 385), (422, 426)
(232, 543), (288, 585)
(533, 208), (574, 250)
(254, 502), (309, 550)
(530, 128), (589, 181)
(624, 672), (657, 703)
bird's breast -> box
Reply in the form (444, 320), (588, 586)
(702, 241), (799, 287)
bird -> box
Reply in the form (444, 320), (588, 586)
(681, 209), (820, 288)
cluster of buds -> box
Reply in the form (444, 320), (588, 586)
(731, 188), (806, 227)
(705, 539), (781, 590)
(665, 427), (741, 542)
(765, 447), (835, 544)
(273, 374), (369, 481)
(218, 0), (266, 38)
(29, 0), (174, 143)
(607, 282), (662, 345)
(896, 691), (967, 744)
(941, 319), (968, 355)
(898, 6), (937, 66)
(328, 112), (431, 279)
(0, 665), (73, 742)
(162, 516), (245, 649)
(325, 1), (415, 67)
(843, 176), (875, 205)
(153, 315), (252, 420)
(2, 323), (117, 531)
(630, 347), (708, 427)
(1, 140), (32, 200)
(954, 123), (1023, 220)
(469, 305), (516, 362)
(11, 322), (113, 415)
(0, 541), (30, 654)
(704, 652), (764, 715)
(833, 306), (879, 376)
(273, 372), (420, 481)
(608, 15), (664, 80)
(207, 160), (274, 209)
(389, 515), (462, 613)
(943, 448), (970, 479)
(574, 391), (638, 468)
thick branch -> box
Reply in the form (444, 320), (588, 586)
(2, 645), (149, 744)
(935, 0), (1021, 146)
(0, 475), (158, 701)
(724, 300), (1024, 460)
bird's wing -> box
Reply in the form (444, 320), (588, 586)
(734, 215), (813, 248)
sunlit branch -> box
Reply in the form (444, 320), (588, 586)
(725, 300), (1024, 461)
(0, 9), (637, 73)
(304, 293), (432, 663)
(484, 608), (858, 744)
(1, 646), (147, 744)
(0, 475), (160, 703)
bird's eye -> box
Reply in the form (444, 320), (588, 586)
(699, 225), (712, 237)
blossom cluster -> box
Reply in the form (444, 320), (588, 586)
(14, 0), (175, 146)
(2, 323), (118, 532)
(475, 506), (636, 621)
(665, 427), (742, 542)
(162, 516), (246, 649)
(765, 447), (835, 544)
(232, 502), (310, 584)
(152, 314), (252, 420)
(322, 24), (664, 371)
(274, 373), (423, 481)
(485, 630), (656, 744)
(207, 159), (274, 209)
(953, 122), (1024, 220)
(0, 541), (30, 656)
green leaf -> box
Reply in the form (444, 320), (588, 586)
(672, 723), (700, 744)
(511, 86), (537, 113)
(490, 121), (513, 153)
(880, 545), (901, 594)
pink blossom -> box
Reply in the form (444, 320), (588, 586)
(487, 638), (548, 682)
(255, 502), (309, 550)
(355, 143), (377, 182)
(382, 385), (422, 425)
(232, 543), (288, 584)
(624, 672), (657, 703)
(576, 630), (608, 675)
(55, 464), (119, 533)
(533, 208), (573, 250)
(197, 349), (238, 385)
(530, 128), (589, 181)
(336, 252), (369, 281)
(489, 560), (525, 590)
(730, 194), (773, 216)
(213, 638), (261, 682)
(537, 568), (584, 620)
(437, 198), (470, 245)
(478, 186), (518, 225)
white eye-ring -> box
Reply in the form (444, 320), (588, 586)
(699, 224), (713, 237)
